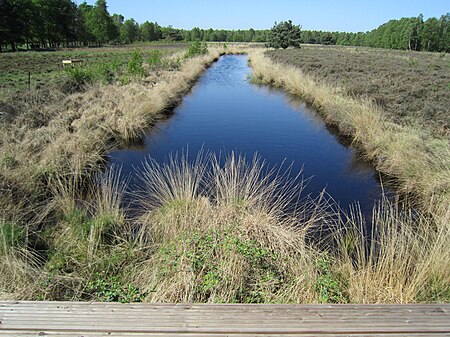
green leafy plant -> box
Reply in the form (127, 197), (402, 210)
(65, 67), (93, 88)
(185, 41), (209, 58)
(147, 50), (162, 68)
(157, 226), (284, 303)
(87, 272), (145, 303)
(314, 253), (348, 303)
(127, 50), (144, 77)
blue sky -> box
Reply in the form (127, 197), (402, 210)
(82, 0), (449, 32)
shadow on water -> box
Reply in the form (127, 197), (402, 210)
(108, 55), (393, 227)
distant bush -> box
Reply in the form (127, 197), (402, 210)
(91, 62), (119, 84)
(127, 50), (144, 77)
(63, 61), (123, 93)
(147, 50), (163, 69)
(65, 67), (93, 85)
(185, 41), (209, 58)
(64, 67), (93, 92)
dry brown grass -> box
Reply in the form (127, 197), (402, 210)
(1, 48), (220, 175)
(336, 199), (450, 303)
(133, 152), (318, 303)
(2, 149), (448, 303)
(0, 252), (39, 300)
(131, 151), (449, 304)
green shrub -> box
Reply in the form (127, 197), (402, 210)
(147, 50), (162, 69)
(65, 67), (92, 84)
(185, 41), (209, 58)
(314, 253), (348, 303)
(127, 50), (144, 77)
(90, 63), (116, 84)
(87, 272), (145, 302)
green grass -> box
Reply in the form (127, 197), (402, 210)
(0, 43), (184, 96)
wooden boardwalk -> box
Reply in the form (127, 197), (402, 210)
(0, 301), (449, 336)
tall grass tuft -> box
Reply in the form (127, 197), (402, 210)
(336, 198), (450, 303)
(131, 150), (449, 304)
(133, 152), (318, 302)
(0, 216), (40, 300)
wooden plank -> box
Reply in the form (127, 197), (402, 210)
(2, 302), (448, 316)
(0, 331), (450, 337)
(1, 303), (448, 316)
(0, 302), (449, 336)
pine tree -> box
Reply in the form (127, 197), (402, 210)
(268, 20), (301, 49)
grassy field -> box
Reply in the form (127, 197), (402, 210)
(266, 46), (450, 138)
(0, 43), (188, 95)
(0, 44), (449, 304)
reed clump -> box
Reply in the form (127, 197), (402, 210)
(133, 152), (318, 303)
(130, 152), (448, 304)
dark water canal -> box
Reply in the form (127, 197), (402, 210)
(108, 55), (385, 214)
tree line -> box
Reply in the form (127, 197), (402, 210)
(0, 0), (164, 51)
(0, 0), (448, 52)
(360, 14), (449, 52)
